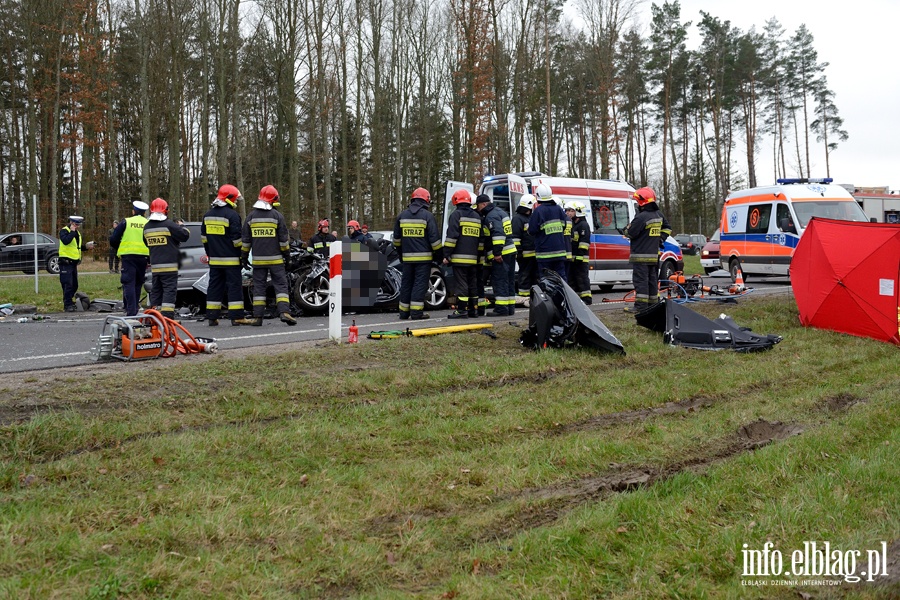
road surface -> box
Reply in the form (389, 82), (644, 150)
(0, 273), (793, 374)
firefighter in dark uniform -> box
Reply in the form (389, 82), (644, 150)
(443, 189), (482, 319)
(528, 184), (568, 282)
(201, 184), (244, 325)
(308, 220), (336, 256)
(393, 187), (441, 320)
(58, 215), (95, 312)
(567, 201), (593, 304)
(236, 185), (297, 326)
(512, 194), (537, 300)
(143, 198), (190, 319)
(624, 186), (672, 313)
(110, 201), (149, 316)
(475, 194), (517, 317)
(347, 220), (373, 244)
(562, 197), (574, 280)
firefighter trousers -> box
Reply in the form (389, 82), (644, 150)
(252, 264), (290, 317)
(631, 262), (659, 309)
(207, 266), (244, 320)
(399, 262), (431, 318)
(150, 272), (179, 316)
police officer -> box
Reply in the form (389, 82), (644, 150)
(512, 194), (536, 299)
(393, 187), (441, 320)
(567, 201), (593, 304)
(475, 194), (517, 317)
(143, 198), (190, 319)
(624, 186), (672, 313)
(110, 201), (149, 316)
(308, 220), (336, 256)
(58, 216), (95, 312)
(202, 184), (244, 326)
(443, 189), (481, 319)
(236, 185), (297, 326)
(528, 184), (568, 282)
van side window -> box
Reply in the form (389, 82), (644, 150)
(746, 204), (771, 234)
(484, 184), (511, 216)
(775, 204), (796, 234)
(591, 199), (630, 234)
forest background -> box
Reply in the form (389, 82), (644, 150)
(0, 0), (848, 243)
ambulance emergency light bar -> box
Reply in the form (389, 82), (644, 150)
(776, 178), (834, 184)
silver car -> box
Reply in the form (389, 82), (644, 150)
(144, 222), (208, 305)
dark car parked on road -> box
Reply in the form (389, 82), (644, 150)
(674, 233), (707, 256)
(700, 228), (721, 275)
(0, 232), (60, 274)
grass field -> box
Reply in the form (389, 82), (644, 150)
(0, 293), (897, 598)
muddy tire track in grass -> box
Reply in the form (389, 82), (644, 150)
(476, 419), (805, 542)
(556, 379), (777, 435)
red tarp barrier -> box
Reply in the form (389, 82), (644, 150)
(791, 218), (900, 345)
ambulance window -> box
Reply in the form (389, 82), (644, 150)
(484, 184), (511, 216)
(591, 199), (630, 234)
(776, 204), (796, 234)
(746, 204), (771, 234)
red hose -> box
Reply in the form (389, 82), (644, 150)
(144, 309), (209, 357)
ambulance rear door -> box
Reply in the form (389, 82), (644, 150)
(442, 180), (475, 243)
(585, 180), (635, 288)
(479, 173), (527, 215)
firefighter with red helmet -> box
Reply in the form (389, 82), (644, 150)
(346, 219), (372, 243)
(443, 189), (481, 318)
(624, 186), (672, 313)
(201, 184), (244, 325)
(142, 198), (190, 318)
(308, 219), (336, 256)
(235, 185), (297, 326)
(393, 187), (441, 320)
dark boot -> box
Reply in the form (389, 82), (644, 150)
(208, 318), (219, 326)
(280, 312), (297, 326)
(447, 308), (468, 319)
(467, 299), (478, 318)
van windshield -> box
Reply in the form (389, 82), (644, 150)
(792, 200), (868, 228)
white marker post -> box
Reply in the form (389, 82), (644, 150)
(328, 240), (343, 342)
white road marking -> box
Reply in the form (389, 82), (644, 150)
(0, 351), (90, 363)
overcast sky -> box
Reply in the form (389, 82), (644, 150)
(592, 0), (900, 192)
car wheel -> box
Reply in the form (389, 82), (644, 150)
(659, 260), (676, 281)
(293, 270), (329, 314)
(46, 254), (60, 275)
(425, 267), (447, 310)
(703, 267), (715, 275)
(729, 258), (747, 283)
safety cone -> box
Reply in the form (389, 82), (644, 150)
(731, 268), (745, 293)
